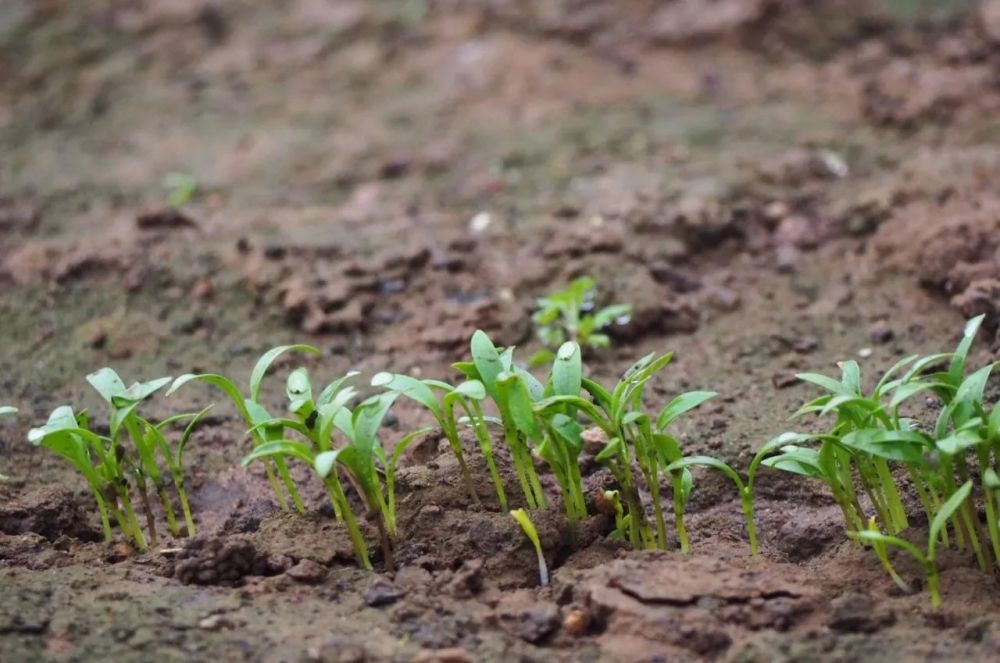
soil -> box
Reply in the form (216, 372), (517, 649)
(2, 1), (1000, 661)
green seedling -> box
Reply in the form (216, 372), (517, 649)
(242, 367), (417, 570)
(852, 481), (972, 608)
(29, 406), (133, 545)
(511, 508), (548, 586)
(529, 276), (631, 366)
(85, 368), (179, 545)
(458, 330), (548, 510)
(142, 405), (213, 537)
(168, 344), (320, 512)
(601, 489), (627, 540)
(534, 350), (715, 551)
(761, 315), (999, 604)
(371, 372), (503, 509)
(163, 172), (198, 207)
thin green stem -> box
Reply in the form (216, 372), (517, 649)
(325, 476), (371, 570)
(264, 460), (289, 510)
(274, 457), (305, 513)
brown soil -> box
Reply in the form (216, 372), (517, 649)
(2, 1), (1000, 661)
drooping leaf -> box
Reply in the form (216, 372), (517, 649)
(371, 372), (442, 421)
(113, 376), (172, 407)
(86, 368), (126, 403)
(249, 344), (320, 402)
(664, 455), (743, 489)
(316, 371), (360, 406)
(241, 440), (315, 468)
(656, 391), (717, 431)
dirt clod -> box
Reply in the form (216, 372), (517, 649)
(364, 578), (406, 607)
(286, 558), (327, 584)
(174, 537), (262, 586)
(829, 592), (894, 634)
(517, 603), (561, 644)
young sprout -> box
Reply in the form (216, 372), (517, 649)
(243, 368), (415, 570)
(163, 172), (198, 207)
(529, 276), (631, 366)
(370, 372), (497, 508)
(141, 405), (213, 537)
(510, 507), (548, 586)
(29, 405), (145, 548)
(496, 340), (590, 524)
(852, 481), (973, 608)
(461, 330), (547, 510)
(86, 368), (177, 545)
(168, 344), (320, 512)
(760, 315), (1000, 605)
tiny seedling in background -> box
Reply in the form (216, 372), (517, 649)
(163, 172), (198, 207)
(530, 276), (630, 366)
(511, 507), (548, 586)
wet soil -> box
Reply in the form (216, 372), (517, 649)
(2, 1), (1000, 661)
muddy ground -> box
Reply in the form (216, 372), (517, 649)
(2, 1), (1000, 661)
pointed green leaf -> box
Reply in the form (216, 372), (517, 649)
(249, 344), (320, 402)
(552, 342), (582, 397)
(929, 481), (972, 561)
(656, 391), (717, 431)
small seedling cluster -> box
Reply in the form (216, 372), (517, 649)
(761, 315), (1000, 607)
(27, 370), (209, 550)
(529, 276), (631, 366)
(5, 314), (996, 607)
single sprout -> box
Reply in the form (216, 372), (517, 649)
(370, 372), (497, 508)
(168, 344), (320, 512)
(529, 276), (630, 367)
(163, 172), (198, 207)
(510, 508), (548, 586)
(851, 481), (973, 608)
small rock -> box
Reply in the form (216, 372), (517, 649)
(771, 370), (800, 389)
(286, 558), (327, 584)
(136, 209), (197, 230)
(793, 337), (819, 354)
(581, 427), (608, 455)
(88, 329), (107, 349)
(829, 592), (893, 633)
(411, 647), (473, 663)
(364, 578), (406, 607)
(444, 558), (483, 599)
(705, 286), (740, 312)
(517, 604), (560, 644)
(858, 347), (873, 359)
(191, 277), (214, 300)
(198, 615), (231, 631)
(469, 212), (492, 234)
(562, 608), (590, 637)
(869, 321), (894, 344)
(774, 244), (800, 273)
(393, 566), (431, 592)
